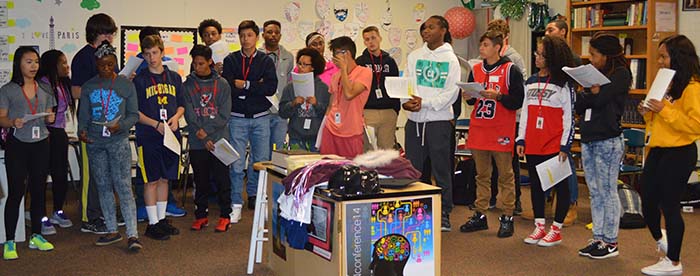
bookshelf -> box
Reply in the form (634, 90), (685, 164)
(567, 0), (678, 128)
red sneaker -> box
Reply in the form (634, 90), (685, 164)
(191, 218), (208, 231)
(215, 218), (231, 232)
(524, 223), (546, 244)
(537, 225), (562, 247)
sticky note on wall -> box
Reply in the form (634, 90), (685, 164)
(126, 43), (139, 52)
(8, 36), (15, 44)
(170, 34), (182, 42)
(164, 47), (174, 55)
(7, 1), (14, 9)
(127, 33), (139, 43)
(174, 57), (185, 65)
(183, 34), (194, 43)
(176, 47), (188, 55)
(8, 19), (15, 27)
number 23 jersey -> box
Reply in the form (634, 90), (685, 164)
(467, 61), (517, 152)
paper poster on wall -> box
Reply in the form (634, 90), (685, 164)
(282, 23), (297, 44)
(306, 197), (334, 261)
(389, 47), (402, 68)
(120, 26), (197, 79)
(0, 35), (9, 61)
(381, 0), (392, 31)
(331, 23), (344, 39)
(655, 2), (677, 32)
(405, 29), (419, 49)
(80, 0), (101, 11)
(272, 182), (288, 260)
(388, 26), (401, 47)
(345, 22), (361, 41)
(298, 21), (314, 43)
(345, 197), (435, 276)
(0, 68), (9, 85)
(334, 2), (349, 22)
(355, 2), (368, 24)
(60, 43), (78, 54)
(315, 20), (331, 38)
(315, 0), (329, 19)
(0, 1), (8, 28)
(413, 3), (426, 24)
(284, 1), (301, 23)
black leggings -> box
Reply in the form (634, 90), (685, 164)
(48, 127), (69, 212)
(641, 143), (697, 262)
(527, 154), (570, 223)
(4, 135), (50, 240)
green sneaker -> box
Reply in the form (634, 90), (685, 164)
(28, 234), (54, 251)
(3, 241), (18, 260)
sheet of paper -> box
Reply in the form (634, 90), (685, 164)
(384, 76), (414, 99)
(535, 155), (573, 191)
(562, 64), (611, 88)
(267, 94), (280, 113)
(92, 115), (121, 127)
(21, 112), (52, 122)
(644, 68), (675, 106)
(210, 40), (229, 64)
(292, 72), (315, 98)
(655, 2), (677, 33)
(163, 60), (179, 72)
(212, 138), (240, 166)
(119, 56), (143, 77)
(364, 125), (378, 151)
(163, 123), (181, 156)
(456, 82), (484, 99)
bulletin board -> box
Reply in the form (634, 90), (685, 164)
(120, 25), (198, 79)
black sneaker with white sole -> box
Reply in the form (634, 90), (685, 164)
(441, 212), (451, 232)
(460, 212), (488, 232)
(578, 240), (602, 257)
(95, 233), (123, 246)
(588, 243), (619, 259)
(497, 215), (514, 238)
(80, 219), (108, 235)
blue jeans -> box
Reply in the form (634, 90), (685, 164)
(228, 116), (271, 205)
(289, 137), (318, 152)
(86, 138), (138, 238)
(582, 135), (624, 243)
(269, 114), (288, 152)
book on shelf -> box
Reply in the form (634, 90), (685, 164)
(629, 59), (647, 90)
(622, 98), (645, 125)
(581, 36), (591, 55)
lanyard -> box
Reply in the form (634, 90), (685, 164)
(241, 51), (256, 81)
(21, 81), (39, 115)
(100, 76), (115, 120)
(369, 52), (383, 89)
(537, 76), (551, 115)
(150, 72), (169, 108)
(193, 79), (218, 107)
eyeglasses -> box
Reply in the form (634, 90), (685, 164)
(297, 62), (313, 68)
(333, 50), (347, 55)
(533, 51), (545, 58)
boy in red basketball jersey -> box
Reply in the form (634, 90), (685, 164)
(459, 30), (523, 238)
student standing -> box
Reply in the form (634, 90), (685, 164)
(319, 36), (372, 158)
(305, 32), (339, 86)
(403, 16), (461, 232)
(575, 32), (630, 258)
(133, 35), (184, 240)
(77, 42), (142, 251)
(37, 49), (74, 232)
(1, 46), (57, 260)
(356, 26), (400, 151)
(183, 45), (233, 232)
(70, 13), (117, 235)
(638, 35), (700, 276)
(517, 36), (575, 247)
(279, 48), (330, 151)
(460, 30), (523, 237)
(222, 20), (278, 217)
(198, 18), (224, 73)
(260, 20), (294, 151)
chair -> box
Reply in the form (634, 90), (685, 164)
(620, 129), (645, 186)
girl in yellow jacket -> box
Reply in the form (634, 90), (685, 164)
(637, 34), (700, 276)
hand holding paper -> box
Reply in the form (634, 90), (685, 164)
(456, 82), (484, 99)
(209, 40), (229, 64)
(212, 138), (240, 166)
(292, 72), (315, 98)
(163, 122), (181, 156)
(562, 64), (611, 88)
(384, 76), (415, 99)
(119, 56), (143, 77)
(644, 68), (675, 107)
(21, 112), (52, 123)
(535, 155), (572, 191)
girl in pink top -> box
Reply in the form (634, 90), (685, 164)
(305, 32), (340, 86)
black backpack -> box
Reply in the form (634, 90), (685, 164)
(453, 158), (477, 206)
(618, 183), (646, 229)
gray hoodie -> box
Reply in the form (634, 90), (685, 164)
(278, 77), (329, 139)
(77, 75), (138, 145)
(183, 71), (232, 150)
(503, 46), (527, 78)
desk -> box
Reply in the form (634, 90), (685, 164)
(261, 164), (442, 276)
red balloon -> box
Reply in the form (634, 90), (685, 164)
(444, 7), (476, 40)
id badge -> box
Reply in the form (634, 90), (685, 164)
(375, 88), (383, 99)
(584, 108), (592, 122)
(238, 95), (246, 100)
(31, 126), (40, 139)
(536, 116), (544, 129)
(303, 119), (312, 130)
(489, 76), (500, 83)
(334, 112), (341, 124)
(160, 108), (168, 120)
(102, 126), (111, 137)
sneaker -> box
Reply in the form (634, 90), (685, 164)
(459, 212), (488, 233)
(191, 218), (209, 231)
(165, 203), (187, 217)
(157, 219), (180, 235)
(28, 234), (54, 251)
(589, 243), (619, 259)
(657, 229), (668, 254)
(497, 215), (514, 238)
(137, 206), (147, 222)
(248, 196), (257, 210)
(537, 225), (562, 247)
(116, 212), (126, 227)
(145, 224), (170, 240)
(641, 256), (683, 276)
(95, 233), (123, 246)
(513, 200), (523, 216)
(41, 217), (57, 236)
(215, 218), (231, 232)
(578, 239), (602, 257)
(127, 237), (143, 252)
(80, 219), (108, 235)
(3, 241), (18, 260)
(230, 204), (242, 224)
(524, 223), (547, 244)
(50, 210), (73, 228)
(441, 212), (451, 232)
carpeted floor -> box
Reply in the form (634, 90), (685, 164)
(1, 183), (698, 276)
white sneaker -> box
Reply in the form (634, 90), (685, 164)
(50, 210), (73, 228)
(657, 229), (668, 254)
(230, 204), (242, 224)
(641, 256), (682, 276)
